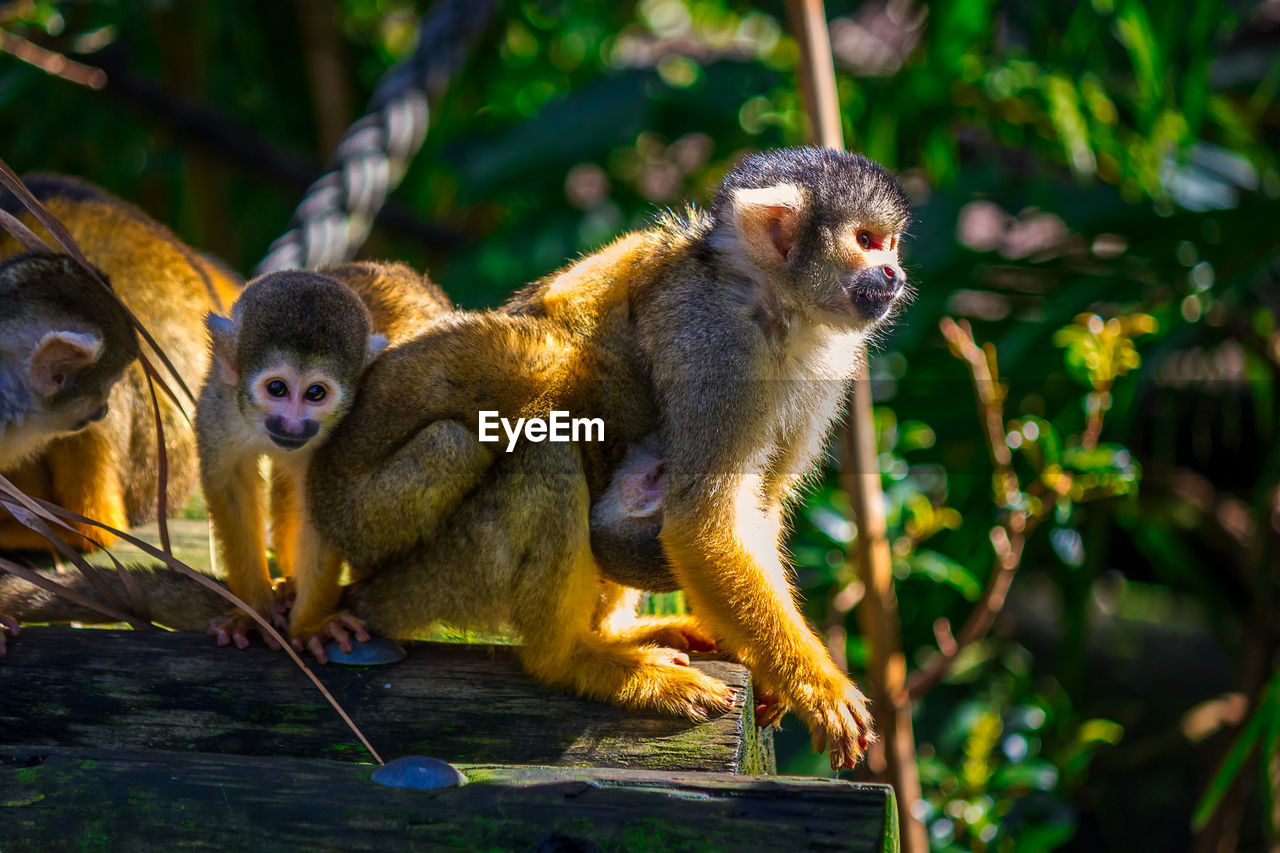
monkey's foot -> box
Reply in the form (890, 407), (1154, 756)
(0, 612), (19, 657)
(208, 607), (285, 651)
(635, 647), (738, 721)
(796, 679), (876, 771)
(753, 687), (787, 728)
(291, 611), (371, 665)
(527, 637), (736, 722)
(612, 614), (718, 653)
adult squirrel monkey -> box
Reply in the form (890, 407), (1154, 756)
(196, 262), (450, 660)
(307, 147), (912, 769)
(0, 175), (241, 553)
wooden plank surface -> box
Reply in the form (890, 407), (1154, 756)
(0, 745), (894, 852)
(0, 627), (773, 774)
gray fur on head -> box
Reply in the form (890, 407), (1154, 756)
(713, 146), (911, 235)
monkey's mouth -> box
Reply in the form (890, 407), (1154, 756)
(267, 432), (311, 450)
(843, 270), (904, 323)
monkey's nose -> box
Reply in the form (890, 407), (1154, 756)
(882, 266), (897, 283)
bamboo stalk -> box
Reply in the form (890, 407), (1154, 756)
(783, 3), (927, 851)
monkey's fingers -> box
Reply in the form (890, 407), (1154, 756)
(302, 635), (330, 665)
(753, 690), (787, 728)
(294, 611), (372, 663)
(207, 611), (282, 651)
(826, 688), (876, 771)
(645, 654), (736, 721)
(796, 679), (876, 770)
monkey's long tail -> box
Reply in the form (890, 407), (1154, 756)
(0, 565), (227, 632)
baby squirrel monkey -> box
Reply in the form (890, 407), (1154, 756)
(0, 175), (241, 555)
(308, 147), (911, 769)
(197, 262), (450, 661)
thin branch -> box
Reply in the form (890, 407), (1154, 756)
(904, 317), (1069, 701)
(0, 28), (106, 89)
(939, 317), (1017, 505)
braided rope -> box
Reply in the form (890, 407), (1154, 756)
(255, 0), (495, 275)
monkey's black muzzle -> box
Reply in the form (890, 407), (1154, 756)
(265, 416), (319, 450)
(844, 265), (905, 322)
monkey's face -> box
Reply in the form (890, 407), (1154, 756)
(832, 224), (907, 327)
(244, 360), (347, 451)
(0, 385), (115, 471)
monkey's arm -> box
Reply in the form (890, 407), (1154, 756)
(203, 452), (278, 648)
(307, 334), (512, 568)
(269, 466), (301, 580)
(652, 327), (873, 770)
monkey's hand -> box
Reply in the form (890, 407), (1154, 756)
(207, 605), (286, 652)
(290, 611), (371, 665)
(792, 675), (876, 771)
(753, 687), (787, 729)
(0, 612), (19, 657)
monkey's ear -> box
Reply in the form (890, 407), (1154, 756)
(205, 313), (238, 383)
(27, 330), (103, 397)
(365, 333), (389, 367)
(731, 184), (803, 268)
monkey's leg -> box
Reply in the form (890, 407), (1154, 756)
(313, 419), (494, 567)
(204, 454), (278, 649)
(269, 464), (300, 583)
(514, 548), (736, 720)
(344, 442), (736, 720)
(592, 584), (779, 726)
(592, 587), (719, 653)
(502, 445), (735, 719)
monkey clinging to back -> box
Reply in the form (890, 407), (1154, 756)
(197, 262), (451, 660)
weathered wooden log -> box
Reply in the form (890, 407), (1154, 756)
(0, 745), (896, 852)
(0, 627), (773, 773)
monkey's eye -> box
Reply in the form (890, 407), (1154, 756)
(266, 380), (288, 398)
(856, 231), (872, 250)
(303, 384), (327, 402)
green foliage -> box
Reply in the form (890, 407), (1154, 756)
(2, 0), (1277, 848)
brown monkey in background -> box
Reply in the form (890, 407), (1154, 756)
(197, 262), (450, 660)
(308, 147), (912, 769)
(0, 175), (241, 554)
